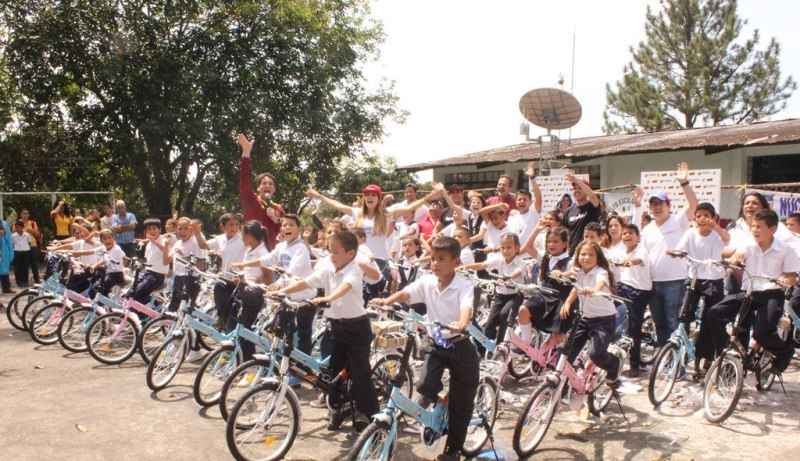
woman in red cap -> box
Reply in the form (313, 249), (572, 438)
(305, 184), (440, 261)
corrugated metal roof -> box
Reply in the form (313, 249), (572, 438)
(401, 118), (800, 171)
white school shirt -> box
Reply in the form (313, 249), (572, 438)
(387, 201), (428, 225)
(405, 272), (474, 339)
(641, 211), (691, 281)
(547, 252), (571, 272)
(727, 217), (797, 252)
(304, 258), (367, 319)
(351, 208), (395, 260)
(145, 236), (170, 275)
(242, 244), (268, 281)
(576, 266), (616, 318)
(509, 208), (540, 245)
(674, 228), (726, 280)
(356, 245), (382, 284)
(481, 221), (513, 249)
(459, 246), (475, 266)
(95, 244), (126, 274)
(606, 241), (627, 283)
(100, 215), (114, 230)
(12, 231), (31, 251)
(740, 238), (800, 292)
(613, 244), (652, 291)
(207, 233), (247, 272)
(75, 238), (101, 265)
(439, 223), (456, 238)
(260, 237), (316, 300)
(484, 253), (526, 295)
(170, 236), (202, 277)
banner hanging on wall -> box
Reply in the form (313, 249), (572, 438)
(640, 169), (721, 214)
(745, 188), (800, 218)
(536, 174), (589, 212)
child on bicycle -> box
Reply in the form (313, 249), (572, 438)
(193, 213), (246, 329)
(518, 227), (573, 345)
(70, 228), (126, 298)
(223, 220), (269, 361)
(671, 202), (729, 374)
(461, 232), (526, 355)
(233, 214), (317, 353)
(375, 236), (479, 461)
(164, 217), (202, 313)
(610, 223), (652, 377)
(128, 218), (170, 305)
(561, 239), (623, 387)
(706, 209), (800, 374)
(274, 230), (380, 433)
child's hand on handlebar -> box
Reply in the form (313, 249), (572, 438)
(449, 320), (467, 333)
(311, 296), (331, 306)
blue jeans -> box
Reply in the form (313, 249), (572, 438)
(649, 280), (686, 346)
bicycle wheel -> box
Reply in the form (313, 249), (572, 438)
(348, 420), (395, 461)
(58, 306), (94, 353)
(587, 372), (614, 416)
(371, 353), (414, 404)
(146, 335), (188, 390)
(21, 295), (55, 332)
(6, 289), (37, 331)
(220, 359), (274, 422)
(648, 342), (681, 407)
(226, 382), (300, 461)
(755, 350), (777, 392)
(462, 376), (499, 457)
(703, 351), (744, 423)
(194, 345), (239, 406)
(28, 302), (65, 345)
(138, 316), (175, 364)
(513, 380), (560, 458)
(86, 312), (139, 365)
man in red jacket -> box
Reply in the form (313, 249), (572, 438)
(238, 133), (284, 250)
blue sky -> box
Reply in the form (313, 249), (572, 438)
(364, 0), (800, 180)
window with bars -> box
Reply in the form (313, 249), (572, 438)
(748, 154), (800, 185)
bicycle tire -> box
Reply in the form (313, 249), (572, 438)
(28, 302), (66, 345)
(138, 316), (175, 364)
(226, 382), (300, 461)
(85, 312), (139, 365)
(513, 379), (560, 458)
(703, 351), (744, 423)
(755, 350), (777, 392)
(462, 375), (499, 457)
(5, 289), (37, 331)
(371, 353), (414, 404)
(219, 358), (274, 422)
(146, 335), (188, 391)
(20, 294), (55, 332)
(348, 420), (395, 461)
(194, 345), (238, 406)
(587, 371), (614, 416)
(648, 342), (681, 407)
(58, 306), (94, 353)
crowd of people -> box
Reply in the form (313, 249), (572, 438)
(4, 134), (800, 460)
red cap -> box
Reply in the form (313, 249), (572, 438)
(362, 184), (382, 197)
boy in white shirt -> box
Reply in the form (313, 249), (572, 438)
(130, 218), (170, 305)
(85, 229), (127, 297)
(473, 203), (514, 251)
(193, 213), (246, 328)
(707, 210), (800, 374)
(12, 221), (32, 287)
(274, 231), (379, 432)
(670, 203), (729, 371)
(374, 237), (478, 461)
(164, 217), (202, 312)
(612, 223), (653, 376)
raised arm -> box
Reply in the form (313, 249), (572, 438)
(675, 162), (698, 217)
(564, 173), (599, 207)
(306, 187), (354, 216)
(526, 162), (543, 213)
(389, 187), (442, 218)
(479, 202), (508, 222)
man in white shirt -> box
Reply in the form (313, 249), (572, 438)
(640, 162), (698, 346)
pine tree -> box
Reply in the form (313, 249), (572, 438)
(603, 0), (796, 134)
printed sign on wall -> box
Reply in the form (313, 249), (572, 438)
(745, 188), (800, 218)
(640, 169), (721, 214)
(536, 174), (589, 212)
(604, 190), (638, 219)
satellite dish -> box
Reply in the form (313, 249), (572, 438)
(519, 88), (582, 132)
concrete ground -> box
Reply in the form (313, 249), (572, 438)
(2, 291), (800, 460)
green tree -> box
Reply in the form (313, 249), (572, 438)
(603, 0), (796, 134)
(0, 0), (402, 216)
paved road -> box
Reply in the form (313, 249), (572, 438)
(2, 292), (799, 460)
